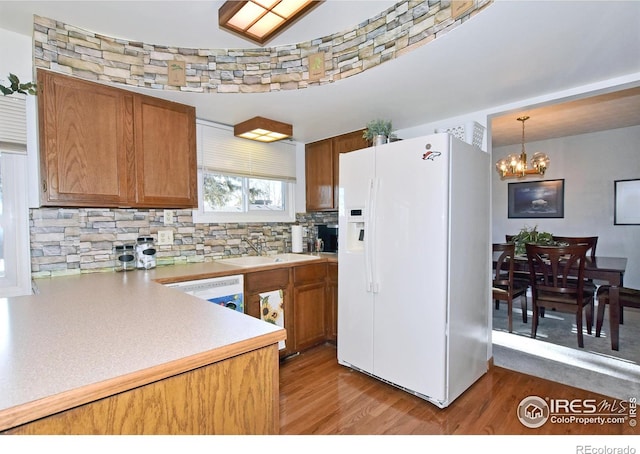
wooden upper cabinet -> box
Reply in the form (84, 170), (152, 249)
(305, 139), (334, 211)
(305, 129), (367, 211)
(38, 69), (135, 207)
(37, 69), (197, 208)
(134, 95), (197, 208)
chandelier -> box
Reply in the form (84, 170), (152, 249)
(495, 116), (550, 178)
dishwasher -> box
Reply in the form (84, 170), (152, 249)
(165, 275), (244, 313)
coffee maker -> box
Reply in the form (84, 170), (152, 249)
(317, 224), (338, 253)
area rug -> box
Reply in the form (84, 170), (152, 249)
(492, 295), (640, 400)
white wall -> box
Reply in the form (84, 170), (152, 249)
(492, 125), (640, 289)
(394, 75), (640, 290)
(0, 27), (40, 208)
(0, 28), (31, 81)
(294, 142), (307, 214)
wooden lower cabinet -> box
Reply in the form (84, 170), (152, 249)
(4, 345), (279, 435)
(245, 268), (294, 357)
(243, 261), (337, 355)
(293, 263), (328, 352)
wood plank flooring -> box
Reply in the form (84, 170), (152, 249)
(279, 343), (636, 435)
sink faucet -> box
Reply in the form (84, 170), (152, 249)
(244, 236), (264, 256)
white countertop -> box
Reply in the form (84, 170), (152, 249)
(0, 263), (286, 431)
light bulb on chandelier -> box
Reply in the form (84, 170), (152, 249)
(495, 116), (550, 178)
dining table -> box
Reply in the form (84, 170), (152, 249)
(494, 253), (627, 351)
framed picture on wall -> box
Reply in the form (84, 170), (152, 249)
(614, 179), (640, 225)
(508, 179), (565, 219)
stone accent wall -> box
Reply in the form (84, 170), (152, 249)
(32, 0), (491, 93)
(30, 208), (337, 278)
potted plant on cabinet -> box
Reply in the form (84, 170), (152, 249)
(363, 119), (394, 145)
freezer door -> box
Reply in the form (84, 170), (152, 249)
(371, 134), (451, 402)
(337, 147), (375, 372)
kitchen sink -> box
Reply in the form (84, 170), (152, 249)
(218, 253), (322, 268)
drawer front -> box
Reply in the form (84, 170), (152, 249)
(293, 263), (327, 285)
(245, 268), (290, 293)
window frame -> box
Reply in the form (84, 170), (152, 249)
(193, 119), (297, 224)
(0, 152), (32, 297)
(193, 168), (296, 224)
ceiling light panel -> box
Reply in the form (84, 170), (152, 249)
(227, 2), (266, 29)
(219, 0), (322, 45)
(249, 12), (285, 38)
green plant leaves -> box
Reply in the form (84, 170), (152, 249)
(0, 73), (37, 96)
(510, 225), (557, 255)
(363, 119), (392, 140)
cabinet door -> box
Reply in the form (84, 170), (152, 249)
(134, 95), (197, 208)
(38, 69), (134, 207)
(331, 131), (368, 208)
(293, 263), (327, 351)
(293, 281), (327, 351)
(326, 262), (338, 342)
(305, 130), (367, 212)
(305, 139), (334, 211)
(244, 268), (294, 356)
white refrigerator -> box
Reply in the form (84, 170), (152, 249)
(337, 133), (490, 408)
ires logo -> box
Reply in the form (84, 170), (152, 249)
(518, 396), (635, 428)
(518, 396), (549, 428)
(422, 143), (441, 161)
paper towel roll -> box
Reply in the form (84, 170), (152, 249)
(291, 225), (303, 253)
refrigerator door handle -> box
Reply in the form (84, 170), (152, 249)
(364, 178), (374, 293)
(369, 177), (379, 293)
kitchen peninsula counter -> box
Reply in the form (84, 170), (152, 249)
(0, 262), (287, 434)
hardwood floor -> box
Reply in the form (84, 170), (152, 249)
(279, 343), (636, 435)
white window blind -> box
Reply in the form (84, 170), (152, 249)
(0, 95), (27, 154)
(197, 120), (296, 182)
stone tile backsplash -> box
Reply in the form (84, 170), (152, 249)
(30, 208), (337, 278)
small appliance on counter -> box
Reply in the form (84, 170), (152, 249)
(317, 224), (338, 253)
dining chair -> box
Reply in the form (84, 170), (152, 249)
(595, 286), (640, 338)
(552, 236), (599, 297)
(525, 243), (594, 348)
(493, 243), (529, 333)
(552, 236), (598, 259)
(505, 234), (532, 286)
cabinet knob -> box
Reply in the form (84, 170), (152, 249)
(42, 179), (47, 193)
